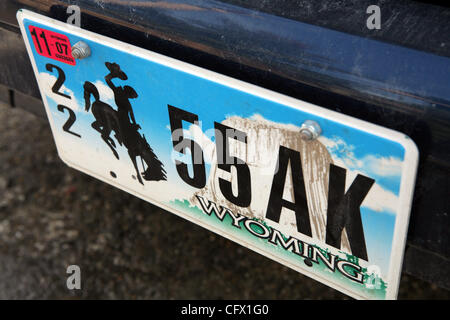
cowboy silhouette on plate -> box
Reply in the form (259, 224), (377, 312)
(83, 62), (166, 185)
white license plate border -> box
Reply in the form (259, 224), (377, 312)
(17, 9), (419, 300)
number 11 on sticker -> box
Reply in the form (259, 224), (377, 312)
(28, 25), (76, 66)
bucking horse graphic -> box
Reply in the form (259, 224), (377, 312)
(83, 62), (166, 184)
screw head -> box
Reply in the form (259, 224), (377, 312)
(71, 41), (91, 59)
(299, 120), (321, 141)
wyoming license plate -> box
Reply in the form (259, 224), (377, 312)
(18, 9), (418, 300)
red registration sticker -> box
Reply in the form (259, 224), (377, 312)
(28, 25), (76, 65)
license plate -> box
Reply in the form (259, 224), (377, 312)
(18, 9), (418, 300)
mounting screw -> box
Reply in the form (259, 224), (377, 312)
(299, 120), (321, 141)
(71, 41), (90, 59)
